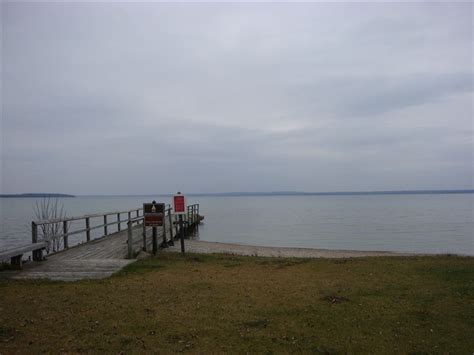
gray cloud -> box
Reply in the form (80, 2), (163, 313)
(1, 2), (473, 194)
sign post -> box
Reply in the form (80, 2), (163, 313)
(173, 192), (187, 254)
(152, 227), (158, 254)
(143, 201), (165, 255)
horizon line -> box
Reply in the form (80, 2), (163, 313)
(82, 189), (474, 196)
(2, 189), (474, 197)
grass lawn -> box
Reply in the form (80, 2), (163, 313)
(0, 253), (473, 353)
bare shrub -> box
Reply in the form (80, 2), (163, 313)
(33, 198), (68, 253)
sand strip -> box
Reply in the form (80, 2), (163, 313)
(164, 240), (414, 258)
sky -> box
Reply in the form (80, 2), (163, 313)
(1, 1), (473, 195)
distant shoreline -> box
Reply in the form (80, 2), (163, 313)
(80, 189), (474, 197)
(1, 190), (473, 198)
(0, 193), (75, 198)
(181, 189), (474, 197)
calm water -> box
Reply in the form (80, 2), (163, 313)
(1, 194), (473, 255)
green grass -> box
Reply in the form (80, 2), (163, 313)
(0, 253), (473, 353)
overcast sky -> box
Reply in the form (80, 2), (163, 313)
(1, 2), (473, 195)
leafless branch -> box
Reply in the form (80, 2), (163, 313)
(33, 197), (69, 253)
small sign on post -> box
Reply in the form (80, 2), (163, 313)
(143, 201), (165, 227)
(173, 192), (186, 254)
(143, 201), (165, 255)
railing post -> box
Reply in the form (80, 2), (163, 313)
(142, 220), (147, 251)
(179, 214), (185, 254)
(168, 209), (174, 243)
(136, 209), (139, 218)
(127, 221), (133, 259)
(186, 206), (190, 230)
(152, 227), (158, 255)
(104, 215), (108, 236)
(175, 213), (178, 238)
(32, 221), (43, 261)
(128, 211), (131, 224)
(86, 217), (91, 242)
(32, 221), (38, 243)
(117, 213), (121, 231)
(63, 221), (68, 249)
(162, 215), (167, 246)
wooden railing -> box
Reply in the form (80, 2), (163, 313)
(187, 204), (200, 228)
(32, 208), (144, 252)
(127, 216), (144, 259)
(127, 203), (201, 258)
(31, 203), (202, 258)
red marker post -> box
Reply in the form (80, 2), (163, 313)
(173, 192), (187, 254)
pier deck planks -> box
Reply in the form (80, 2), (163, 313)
(11, 225), (160, 281)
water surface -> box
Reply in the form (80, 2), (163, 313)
(1, 194), (472, 255)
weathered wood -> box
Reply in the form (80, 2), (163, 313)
(104, 215), (108, 236)
(86, 217), (91, 242)
(38, 226), (150, 261)
(32, 248), (43, 261)
(1, 241), (48, 266)
(32, 221), (38, 243)
(0, 242), (49, 260)
(13, 259), (136, 281)
(162, 216), (167, 246)
(168, 209), (174, 243)
(12, 226), (153, 280)
(117, 213), (121, 231)
(44, 226), (97, 240)
(127, 222), (133, 259)
(179, 214), (185, 254)
(34, 208), (144, 225)
(152, 227), (158, 255)
(63, 220), (69, 249)
(30, 207), (151, 255)
(14, 204), (199, 280)
(142, 222), (147, 251)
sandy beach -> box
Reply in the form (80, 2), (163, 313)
(164, 240), (413, 258)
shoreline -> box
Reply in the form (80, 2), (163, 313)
(164, 240), (471, 258)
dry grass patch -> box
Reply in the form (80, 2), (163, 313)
(0, 253), (473, 353)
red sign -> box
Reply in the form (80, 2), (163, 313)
(173, 194), (186, 214)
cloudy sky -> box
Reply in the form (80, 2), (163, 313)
(1, 2), (472, 195)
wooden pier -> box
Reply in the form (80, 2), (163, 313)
(1, 204), (201, 281)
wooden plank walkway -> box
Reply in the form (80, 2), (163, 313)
(10, 225), (159, 282)
(1, 203), (201, 282)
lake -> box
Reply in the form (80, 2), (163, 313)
(0, 194), (473, 255)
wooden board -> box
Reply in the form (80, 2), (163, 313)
(10, 225), (161, 281)
(5, 208), (201, 282)
(0, 242), (48, 260)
